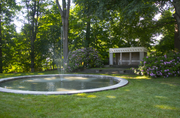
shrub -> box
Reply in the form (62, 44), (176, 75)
(66, 47), (104, 72)
(133, 51), (180, 78)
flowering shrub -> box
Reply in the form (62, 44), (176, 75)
(66, 47), (104, 72)
(133, 51), (180, 78)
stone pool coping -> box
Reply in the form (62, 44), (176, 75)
(0, 74), (128, 95)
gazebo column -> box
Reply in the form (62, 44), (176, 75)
(129, 52), (132, 65)
(109, 52), (113, 65)
(120, 52), (122, 65)
(139, 52), (144, 62)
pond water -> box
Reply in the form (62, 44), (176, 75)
(0, 76), (118, 91)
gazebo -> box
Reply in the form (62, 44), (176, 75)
(109, 47), (148, 66)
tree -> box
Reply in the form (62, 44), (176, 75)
(38, 4), (63, 70)
(22, 0), (51, 72)
(155, 10), (176, 54)
(74, 1), (93, 48)
(74, 0), (103, 48)
(0, 0), (20, 73)
(113, 0), (180, 50)
(23, 0), (40, 72)
(75, 0), (180, 51)
(173, 0), (180, 51)
(56, 0), (71, 62)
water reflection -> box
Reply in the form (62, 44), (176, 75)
(0, 76), (118, 91)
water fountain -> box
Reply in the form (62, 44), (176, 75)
(0, 74), (128, 95)
(60, 26), (64, 82)
(0, 27), (128, 95)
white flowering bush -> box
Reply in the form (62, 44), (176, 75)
(132, 51), (180, 78)
(66, 47), (104, 72)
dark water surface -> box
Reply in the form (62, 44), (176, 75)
(0, 76), (118, 91)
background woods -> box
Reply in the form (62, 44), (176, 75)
(0, 0), (179, 73)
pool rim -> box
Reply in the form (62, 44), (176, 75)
(0, 74), (128, 95)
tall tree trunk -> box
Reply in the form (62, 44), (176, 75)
(85, 1), (90, 48)
(30, 39), (35, 72)
(174, 34), (180, 51)
(85, 18), (90, 48)
(0, 3), (2, 73)
(173, 0), (180, 51)
(30, 19), (36, 72)
(174, 24), (180, 51)
(53, 41), (56, 70)
(63, 17), (69, 62)
(56, 0), (70, 63)
(30, 1), (36, 72)
(30, 0), (39, 72)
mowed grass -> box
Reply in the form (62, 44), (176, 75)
(0, 70), (180, 118)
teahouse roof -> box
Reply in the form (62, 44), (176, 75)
(109, 47), (148, 53)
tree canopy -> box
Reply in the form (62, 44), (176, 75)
(75, 0), (180, 49)
(0, 0), (179, 73)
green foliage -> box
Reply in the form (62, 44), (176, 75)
(0, 0), (21, 73)
(1, 0), (179, 73)
(155, 10), (175, 54)
(74, 0), (180, 50)
(37, 4), (62, 70)
(66, 47), (104, 72)
(10, 1), (61, 72)
(133, 51), (180, 78)
(74, 0), (154, 48)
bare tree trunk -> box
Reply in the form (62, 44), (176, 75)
(85, 2), (90, 48)
(30, 39), (35, 72)
(63, 17), (69, 62)
(30, 0), (39, 72)
(173, 0), (180, 51)
(30, 1), (36, 72)
(85, 18), (90, 48)
(56, 0), (70, 62)
(52, 45), (54, 70)
(174, 24), (180, 51)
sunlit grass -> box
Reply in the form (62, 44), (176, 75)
(106, 96), (116, 99)
(154, 105), (180, 110)
(0, 70), (180, 118)
(89, 68), (133, 70)
(117, 75), (151, 79)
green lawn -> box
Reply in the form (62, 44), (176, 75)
(0, 70), (180, 118)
